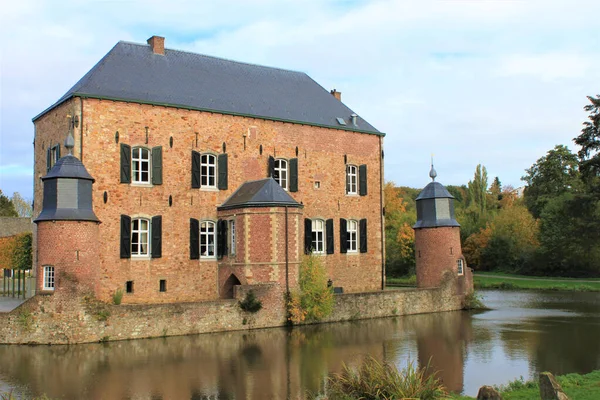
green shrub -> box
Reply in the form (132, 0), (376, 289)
(462, 291), (487, 310)
(323, 356), (446, 400)
(239, 290), (262, 313)
(112, 288), (123, 305)
(288, 254), (334, 324)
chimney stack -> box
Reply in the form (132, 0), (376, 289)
(330, 89), (342, 101)
(147, 36), (165, 55)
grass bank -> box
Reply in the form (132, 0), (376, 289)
(474, 272), (600, 292)
(451, 370), (600, 400)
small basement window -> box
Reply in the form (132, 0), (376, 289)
(159, 279), (167, 292)
(126, 281), (134, 293)
(314, 181), (321, 189)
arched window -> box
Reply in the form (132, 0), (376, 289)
(131, 217), (150, 256)
(132, 147), (151, 183)
(346, 165), (358, 194)
(311, 219), (325, 254)
(200, 220), (216, 258)
(201, 154), (217, 188)
(347, 219), (358, 252)
(274, 159), (288, 190)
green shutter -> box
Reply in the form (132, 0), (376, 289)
(340, 218), (348, 254)
(359, 164), (367, 196)
(46, 148), (51, 172)
(152, 146), (163, 185)
(360, 218), (368, 253)
(120, 214), (131, 258)
(217, 219), (228, 258)
(120, 144), (131, 183)
(304, 218), (312, 255)
(151, 215), (162, 258)
(191, 151), (201, 188)
(326, 219), (334, 255)
(218, 153), (228, 190)
(190, 218), (199, 259)
(268, 156), (275, 178)
(289, 158), (298, 192)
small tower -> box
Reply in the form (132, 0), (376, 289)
(413, 164), (472, 294)
(34, 134), (100, 295)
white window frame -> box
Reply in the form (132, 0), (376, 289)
(457, 259), (464, 276)
(229, 220), (236, 255)
(51, 145), (60, 167)
(131, 217), (150, 257)
(43, 266), (55, 291)
(347, 219), (358, 253)
(201, 154), (217, 188)
(274, 159), (288, 191)
(132, 147), (151, 184)
(200, 220), (216, 259)
(311, 219), (325, 254)
(346, 165), (358, 195)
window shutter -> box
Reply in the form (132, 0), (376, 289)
(289, 158), (298, 192)
(191, 151), (201, 189)
(152, 146), (163, 185)
(268, 156), (275, 178)
(359, 164), (367, 196)
(217, 219), (228, 259)
(120, 214), (131, 259)
(151, 215), (162, 258)
(218, 153), (228, 190)
(56, 145), (61, 159)
(190, 218), (199, 260)
(360, 218), (368, 253)
(339, 218), (348, 254)
(46, 148), (51, 172)
(326, 219), (334, 255)
(120, 144), (131, 184)
(304, 218), (312, 255)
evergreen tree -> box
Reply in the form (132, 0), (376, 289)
(574, 95), (600, 190)
(0, 189), (18, 217)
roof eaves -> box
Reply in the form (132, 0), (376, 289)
(59, 93), (386, 136)
(217, 201), (304, 211)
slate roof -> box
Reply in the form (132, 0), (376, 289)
(218, 178), (302, 210)
(42, 154), (95, 182)
(34, 41), (382, 135)
(415, 181), (455, 201)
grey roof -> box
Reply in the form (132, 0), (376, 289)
(218, 178), (302, 210)
(42, 154), (95, 182)
(415, 181), (455, 201)
(34, 41), (382, 135)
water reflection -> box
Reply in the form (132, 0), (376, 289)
(0, 290), (599, 399)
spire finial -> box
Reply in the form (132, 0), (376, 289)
(429, 154), (437, 181)
(65, 133), (75, 155)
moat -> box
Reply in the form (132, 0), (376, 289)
(1, 289), (599, 399)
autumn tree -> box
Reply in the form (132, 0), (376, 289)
(384, 182), (417, 277)
(10, 192), (32, 218)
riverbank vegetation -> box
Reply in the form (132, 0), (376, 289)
(474, 273), (600, 292)
(385, 94), (600, 282)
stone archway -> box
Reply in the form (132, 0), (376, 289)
(222, 274), (241, 299)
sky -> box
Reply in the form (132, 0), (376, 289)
(1, 0), (600, 201)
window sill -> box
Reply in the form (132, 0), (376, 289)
(131, 183), (153, 188)
(39, 289), (55, 294)
(131, 256), (151, 261)
(199, 187), (219, 192)
(346, 193), (359, 197)
(345, 251), (359, 256)
(200, 257), (217, 261)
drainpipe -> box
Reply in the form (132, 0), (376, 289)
(79, 97), (84, 161)
(379, 136), (386, 290)
(285, 206), (289, 295)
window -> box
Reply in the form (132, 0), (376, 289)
(347, 220), (358, 252)
(131, 218), (150, 257)
(43, 266), (55, 291)
(457, 259), (464, 275)
(273, 159), (288, 190)
(132, 147), (151, 183)
(126, 281), (134, 293)
(120, 144), (162, 185)
(311, 219), (325, 254)
(201, 154), (216, 188)
(200, 221), (216, 258)
(159, 279), (167, 292)
(346, 165), (358, 194)
(229, 220), (236, 255)
(46, 145), (60, 172)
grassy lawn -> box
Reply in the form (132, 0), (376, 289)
(474, 274), (600, 292)
(449, 370), (600, 400)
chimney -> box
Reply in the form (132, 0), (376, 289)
(147, 35), (165, 55)
(330, 89), (342, 101)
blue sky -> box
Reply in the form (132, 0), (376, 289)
(1, 0), (600, 201)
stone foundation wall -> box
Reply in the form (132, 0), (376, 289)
(0, 274), (464, 345)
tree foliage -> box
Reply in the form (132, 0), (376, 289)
(384, 182), (417, 277)
(0, 190), (18, 217)
(467, 164), (488, 215)
(288, 254), (334, 324)
(10, 192), (32, 218)
(574, 94), (600, 190)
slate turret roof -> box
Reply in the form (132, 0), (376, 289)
(34, 40), (381, 135)
(218, 178), (302, 210)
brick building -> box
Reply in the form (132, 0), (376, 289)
(32, 36), (386, 304)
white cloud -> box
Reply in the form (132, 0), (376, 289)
(496, 54), (594, 81)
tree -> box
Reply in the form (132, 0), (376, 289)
(384, 182), (417, 277)
(574, 95), (600, 189)
(288, 254), (334, 323)
(467, 164), (488, 215)
(10, 192), (32, 218)
(11, 233), (32, 270)
(0, 189), (18, 217)
(522, 145), (581, 218)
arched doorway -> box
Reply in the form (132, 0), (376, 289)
(222, 274), (241, 299)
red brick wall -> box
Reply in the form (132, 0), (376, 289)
(36, 220), (99, 295)
(34, 98), (384, 303)
(414, 226), (463, 289)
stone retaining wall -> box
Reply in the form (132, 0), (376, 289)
(0, 274), (464, 345)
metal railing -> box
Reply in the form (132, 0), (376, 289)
(1, 269), (34, 299)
